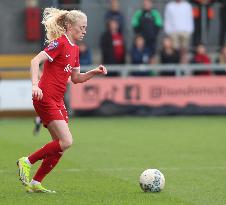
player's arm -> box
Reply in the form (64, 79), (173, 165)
(31, 51), (48, 100)
(71, 65), (107, 84)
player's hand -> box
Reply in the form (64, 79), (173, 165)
(32, 85), (43, 100)
(94, 65), (107, 75)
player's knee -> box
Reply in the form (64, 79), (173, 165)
(60, 137), (73, 150)
(66, 138), (73, 148)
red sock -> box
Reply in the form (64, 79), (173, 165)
(33, 153), (62, 182)
(28, 140), (62, 164)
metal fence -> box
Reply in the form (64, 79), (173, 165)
(1, 64), (226, 78)
(80, 64), (226, 77)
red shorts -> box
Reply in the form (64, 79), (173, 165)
(33, 95), (68, 128)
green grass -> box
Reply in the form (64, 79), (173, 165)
(0, 116), (226, 205)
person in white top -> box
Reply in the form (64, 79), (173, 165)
(164, 0), (194, 63)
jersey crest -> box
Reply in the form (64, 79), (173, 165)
(47, 40), (59, 51)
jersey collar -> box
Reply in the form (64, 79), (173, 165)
(64, 34), (74, 46)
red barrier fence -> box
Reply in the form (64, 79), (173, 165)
(70, 77), (226, 110)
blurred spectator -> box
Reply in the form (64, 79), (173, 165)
(131, 35), (151, 64)
(160, 37), (180, 64)
(131, 0), (162, 59)
(190, 0), (216, 46)
(79, 42), (92, 65)
(105, 0), (124, 33)
(159, 36), (180, 76)
(216, 45), (226, 64)
(130, 35), (156, 76)
(164, 0), (194, 63)
(214, 45), (226, 75)
(100, 19), (126, 64)
(218, 0), (226, 46)
(191, 43), (211, 63)
(191, 43), (212, 75)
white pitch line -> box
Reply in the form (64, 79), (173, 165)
(63, 166), (226, 172)
(2, 166), (226, 174)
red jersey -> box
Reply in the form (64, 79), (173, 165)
(39, 34), (80, 102)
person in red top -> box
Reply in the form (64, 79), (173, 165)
(192, 43), (211, 64)
(17, 8), (107, 193)
(191, 43), (212, 75)
(100, 19), (125, 64)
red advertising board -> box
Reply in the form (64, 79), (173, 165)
(70, 77), (226, 109)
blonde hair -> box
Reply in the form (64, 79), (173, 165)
(42, 8), (87, 43)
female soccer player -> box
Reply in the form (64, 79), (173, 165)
(17, 8), (107, 193)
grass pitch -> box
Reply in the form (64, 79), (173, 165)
(0, 116), (226, 205)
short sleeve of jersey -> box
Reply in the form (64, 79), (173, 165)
(44, 40), (63, 62)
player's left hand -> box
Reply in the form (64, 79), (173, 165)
(94, 65), (107, 75)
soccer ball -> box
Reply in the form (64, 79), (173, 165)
(139, 169), (165, 192)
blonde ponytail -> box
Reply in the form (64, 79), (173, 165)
(42, 8), (87, 44)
